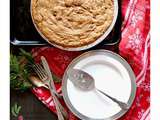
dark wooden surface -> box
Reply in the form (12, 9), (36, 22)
(10, 90), (58, 120)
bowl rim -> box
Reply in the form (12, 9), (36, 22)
(30, 0), (119, 51)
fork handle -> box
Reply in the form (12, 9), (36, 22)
(49, 84), (68, 119)
(55, 98), (68, 119)
(51, 89), (65, 120)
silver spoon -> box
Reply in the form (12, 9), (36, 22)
(67, 68), (130, 110)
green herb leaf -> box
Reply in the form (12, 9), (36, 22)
(52, 74), (61, 83)
(15, 103), (18, 110)
(11, 103), (21, 117)
(15, 106), (21, 115)
(10, 54), (20, 73)
(11, 107), (17, 117)
(19, 48), (34, 64)
(10, 49), (34, 91)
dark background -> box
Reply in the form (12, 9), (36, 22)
(10, 90), (58, 120)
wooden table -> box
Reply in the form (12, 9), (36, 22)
(10, 90), (58, 120)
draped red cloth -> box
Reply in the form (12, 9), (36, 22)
(31, 0), (150, 119)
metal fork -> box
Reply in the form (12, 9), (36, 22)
(32, 64), (61, 98)
(32, 63), (68, 120)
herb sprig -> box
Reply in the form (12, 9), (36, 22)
(10, 49), (33, 91)
(11, 103), (22, 117)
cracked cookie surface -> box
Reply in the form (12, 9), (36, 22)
(31, 0), (114, 47)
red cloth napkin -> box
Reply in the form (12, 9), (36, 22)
(31, 0), (150, 119)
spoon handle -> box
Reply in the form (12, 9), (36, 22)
(97, 89), (129, 110)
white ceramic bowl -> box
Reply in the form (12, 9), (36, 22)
(30, 0), (118, 51)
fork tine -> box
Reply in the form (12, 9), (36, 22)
(36, 64), (47, 78)
(34, 63), (48, 82)
(33, 64), (44, 80)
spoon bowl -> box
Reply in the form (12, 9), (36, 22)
(67, 69), (95, 91)
(67, 68), (129, 110)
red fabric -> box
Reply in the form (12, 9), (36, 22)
(31, 0), (150, 119)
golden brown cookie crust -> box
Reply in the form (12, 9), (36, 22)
(31, 0), (114, 47)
